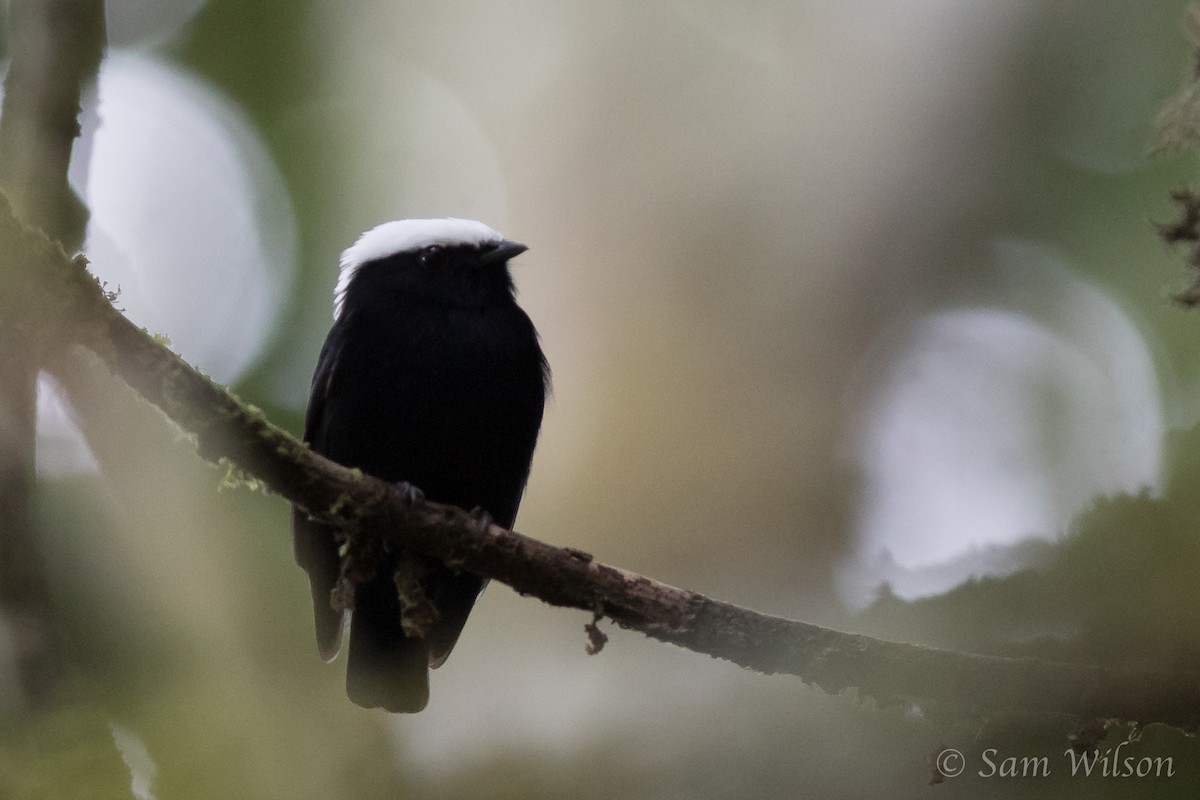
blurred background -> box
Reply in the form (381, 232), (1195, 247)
(8, 0), (1200, 797)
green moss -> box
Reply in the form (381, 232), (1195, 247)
(216, 458), (267, 495)
(328, 492), (352, 518)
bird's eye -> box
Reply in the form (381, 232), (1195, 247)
(420, 244), (446, 266)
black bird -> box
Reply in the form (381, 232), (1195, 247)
(292, 218), (548, 712)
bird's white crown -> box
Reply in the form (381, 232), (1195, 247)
(334, 218), (504, 320)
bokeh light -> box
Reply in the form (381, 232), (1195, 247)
(843, 241), (1164, 604)
(35, 49), (296, 475)
(75, 50), (294, 384)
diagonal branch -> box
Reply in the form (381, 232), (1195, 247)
(2, 197), (1199, 730)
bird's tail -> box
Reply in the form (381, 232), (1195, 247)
(346, 573), (430, 713)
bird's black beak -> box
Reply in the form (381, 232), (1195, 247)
(480, 239), (528, 265)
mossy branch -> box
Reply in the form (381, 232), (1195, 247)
(2, 197), (1199, 730)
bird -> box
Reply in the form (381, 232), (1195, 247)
(292, 218), (549, 712)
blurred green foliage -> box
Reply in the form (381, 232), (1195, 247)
(860, 421), (1200, 669)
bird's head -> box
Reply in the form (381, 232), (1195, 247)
(334, 218), (528, 320)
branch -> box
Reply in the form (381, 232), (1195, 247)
(0, 0), (105, 710)
(0, 0), (104, 249)
(2, 201), (1199, 730)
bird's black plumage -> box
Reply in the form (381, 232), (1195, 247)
(292, 219), (548, 712)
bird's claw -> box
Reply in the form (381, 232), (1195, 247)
(396, 481), (425, 507)
(468, 507), (494, 533)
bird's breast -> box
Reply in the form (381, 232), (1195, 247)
(315, 300), (546, 526)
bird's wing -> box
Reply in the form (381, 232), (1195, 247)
(292, 335), (346, 660)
